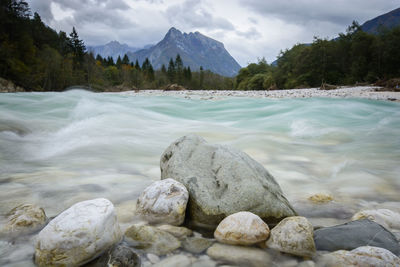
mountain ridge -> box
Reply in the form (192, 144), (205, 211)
(361, 7), (400, 34)
(127, 27), (241, 77)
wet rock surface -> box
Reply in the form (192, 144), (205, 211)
(160, 134), (296, 228)
(314, 219), (400, 255)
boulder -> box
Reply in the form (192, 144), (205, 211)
(314, 219), (400, 255)
(317, 246), (400, 267)
(266, 216), (315, 257)
(352, 209), (400, 231)
(160, 135), (296, 228)
(136, 178), (189, 226)
(124, 224), (181, 255)
(1, 204), (47, 236)
(207, 243), (271, 267)
(214, 211), (269, 245)
(35, 198), (122, 267)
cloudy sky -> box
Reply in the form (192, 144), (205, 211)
(27, 0), (399, 66)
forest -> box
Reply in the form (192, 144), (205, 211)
(1, 0), (399, 91)
(237, 22), (400, 90)
(0, 0), (233, 91)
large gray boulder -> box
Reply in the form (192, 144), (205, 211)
(314, 219), (400, 255)
(160, 135), (296, 228)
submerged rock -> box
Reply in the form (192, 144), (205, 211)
(266, 216), (315, 257)
(317, 246), (400, 267)
(152, 254), (193, 267)
(35, 198), (122, 267)
(214, 211), (269, 245)
(307, 193), (333, 204)
(157, 224), (193, 239)
(160, 134), (296, 228)
(0, 204), (47, 236)
(136, 178), (189, 226)
(124, 224), (181, 255)
(314, 219), (400, 255)
(352, 209), (400, 231)
(207, 243), (271, 267)
(182, 236), (214, 253)
(93, 245), (141, 267)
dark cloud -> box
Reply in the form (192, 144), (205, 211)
(165, 0), (234, 31)
(240, 0), (399, 27)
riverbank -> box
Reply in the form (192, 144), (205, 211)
(121, 86), (400, 101)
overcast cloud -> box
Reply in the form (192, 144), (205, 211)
(27, 0), (399, 66)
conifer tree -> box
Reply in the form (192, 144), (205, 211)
(122, 54), (130, 65)
(167, 58), (175, 83)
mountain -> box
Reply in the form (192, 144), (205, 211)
(88, 41), (140, 60)
(127, 27), (241, 77)
(361, 7), (400, 34)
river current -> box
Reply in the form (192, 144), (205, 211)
(0, 90), (399, 265)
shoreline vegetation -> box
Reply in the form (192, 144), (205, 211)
(1, 1), (400, 93)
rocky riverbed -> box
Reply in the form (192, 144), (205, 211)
(122, 86), (400, 101)
(1, 135), (400, 266)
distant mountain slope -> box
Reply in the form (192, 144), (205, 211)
(361, 7), (400, 34)
(127, 27), (241, 77)
(88, 41), (140, 60)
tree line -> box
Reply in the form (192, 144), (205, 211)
(236, 22), (400, 90)
(0, 0), (233, 91)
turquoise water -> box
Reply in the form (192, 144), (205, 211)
(0, 90), (400, 265)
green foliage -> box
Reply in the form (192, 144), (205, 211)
(237, 23), (400, 89)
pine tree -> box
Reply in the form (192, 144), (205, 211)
(135, 59), (141, 71)
(122, 54), (130, 65)
(116, 55), (122, 68)
(199, 66), (204, 89)
(161, 64), (167, 74)
(175, 54), (183, 84)
(167, 58), (175, 83)
(69, 27), (86, 67)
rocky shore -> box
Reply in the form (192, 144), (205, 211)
(1, 134), (400, 266)
(122, 86), (400, 101)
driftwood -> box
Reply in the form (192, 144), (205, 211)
(320, 82), (337, 90)
(163, 84), (186, 91)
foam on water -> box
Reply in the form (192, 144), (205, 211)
(0, 90), (400, 265)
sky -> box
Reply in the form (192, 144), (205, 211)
(27, 0), (399, 66)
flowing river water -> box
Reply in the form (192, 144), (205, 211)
(0, 90), (400, 265)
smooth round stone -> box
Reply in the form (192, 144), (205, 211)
(207, 243), (271, 267)
(0, 204), (47, 236)
(35, 198), (122, 267)
(157, 224), (193, 239)
(352, 209), (400, 230)
(136, 178), (189, 226)
(160, 134), (296, 228)
(124, 224), (181, 255)
(214, 211), (270, 245)
(317, 246), (400, 267)
(314, 219), (400, 255)
(266, 216), (315, 257)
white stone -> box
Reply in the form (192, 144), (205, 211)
(266, 216), (315, 257)
(318, 246), (400, 267)
(214, 211), (270, 245)
(35, 198), (122, 267)
(352, 209), (400, 230)
(136, 178), (189, 226)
